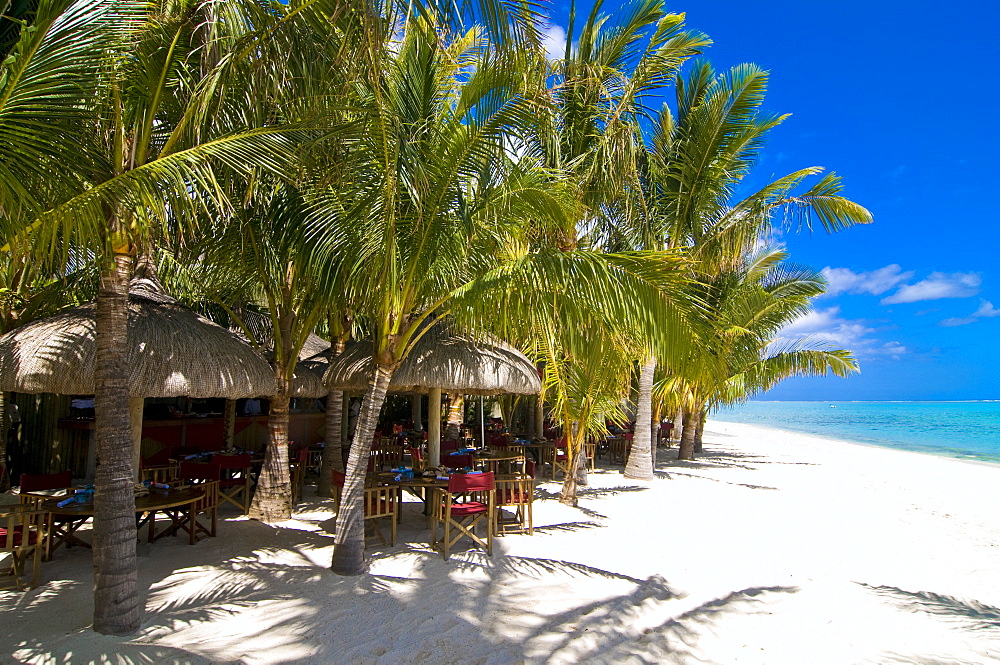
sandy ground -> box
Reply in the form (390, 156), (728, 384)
(3, 422), (1000, 664)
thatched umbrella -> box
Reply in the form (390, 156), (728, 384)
(323, 324), (540, 465)
(0, 276), (277, 476)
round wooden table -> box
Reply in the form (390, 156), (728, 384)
(43, 486), (206, 550)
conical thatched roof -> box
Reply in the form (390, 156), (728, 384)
(0, 276), (277, 398)
(323, 325), (540, 395)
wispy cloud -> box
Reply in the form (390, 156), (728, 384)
(880, 272), (982, 305)
(821, 264), (913, 297)
(939, 300), (1000, 327)
(778, 306), (906, 359)
(541, 24), (567, 61)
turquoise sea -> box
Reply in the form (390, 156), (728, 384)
(712, 401), (1000, 464)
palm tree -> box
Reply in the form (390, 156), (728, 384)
(658, 249), (858, 459)
(630, 61), (873, 466)
(525, 0), (708, 491)
(1, 0), (333, 634)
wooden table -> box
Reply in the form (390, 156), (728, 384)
(378, 473), (447, 519)
(42, 486), (206, 552)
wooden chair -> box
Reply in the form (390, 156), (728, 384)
(140, 464), (180, 484)
(584, 440), (597, 472)
(330, 471), (398, 546)
(290, 460), (305, 505)
(150, 481), (219, 545)
(548, 439), (571, 479)
(372, 444), (404, 471)
(408, 447), (426, 472)
(607, 436), (628, 466)
(431, 472), (495, 560)
(213, 454), (252, 513)
(494, 474), (533, 535)
(18, 471), (81, 559)
(185, 480), (219, 544)
(1, 505), (50, 590)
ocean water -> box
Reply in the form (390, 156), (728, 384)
(711, 401), (1000, 464)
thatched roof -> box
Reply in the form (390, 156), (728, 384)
(323, 325), (540, 395)
(289, 361), (325, 399)
(299, 333), (332, 361)
(0, 277), (277, 398)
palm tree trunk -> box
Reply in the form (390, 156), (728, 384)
(410, 394), (422, 431)
(624, 357), (656, 480)
(92, 252), (141, 635)
(0, 391), (8, 492)
(250, 364), (293, 522)
(694, 409), (706, 453)
(317, 388), (345, 496)
(444, 394), (463, 440)
(558, 427), (587, 506)
(331, 364), (394, 576)
(224, 398), (236, 448)
(678, 408), (697, 461)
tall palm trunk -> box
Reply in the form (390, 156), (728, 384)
(678, 408), (697, 461)
(693, 409), (706, 452)
(331, 364), (394, 576)
(318, 339), (347, 496)
(92, 252), (140, 635)
(250, 372), (292, 522)
(444, 394), (463, 440)
(317, 389), (345, 496)
(0, 391), (8, 492)
(624, 357), (656, 480)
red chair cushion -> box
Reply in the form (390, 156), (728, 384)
(0, 526), (41, 546)
(448, 502), (488, 517)
(498, 490), (528, 503)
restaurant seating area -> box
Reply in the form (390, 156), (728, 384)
(2, 412), (649, 591)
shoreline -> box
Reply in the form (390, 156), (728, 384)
(707, 418), (1000, 472)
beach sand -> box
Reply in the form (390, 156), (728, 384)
(3, 422), (1000, 664)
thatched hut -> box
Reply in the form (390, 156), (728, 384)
(0, 276), (277, 477)
(323, 324), (540, 465)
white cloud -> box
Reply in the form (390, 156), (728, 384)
(939, 299), (1000, 327)
(821, 264), (914, 297)
(541, 24), (567, 61)
(880, 271), (981, 305)
(778, 306), (905, 359)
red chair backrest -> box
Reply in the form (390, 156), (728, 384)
(331, 470), (346, 488)
(624, 432), (634, 441)
(180, 461), (221, 482)
(525, 460), (536, 479)
(447, 471), (494, 493)
(441, 454), (472, 469)
(489, 434), (508, 448)
(213, 454), (251, 470)
(19, 470), (72, 492)
(441, 439), (460, 452)
(296, 448), (310, 464)
(410, 447), (423, 463)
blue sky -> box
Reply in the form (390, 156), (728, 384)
(545, 0), (1000, 400)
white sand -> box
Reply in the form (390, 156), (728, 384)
(4, 422), (1000, 664)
